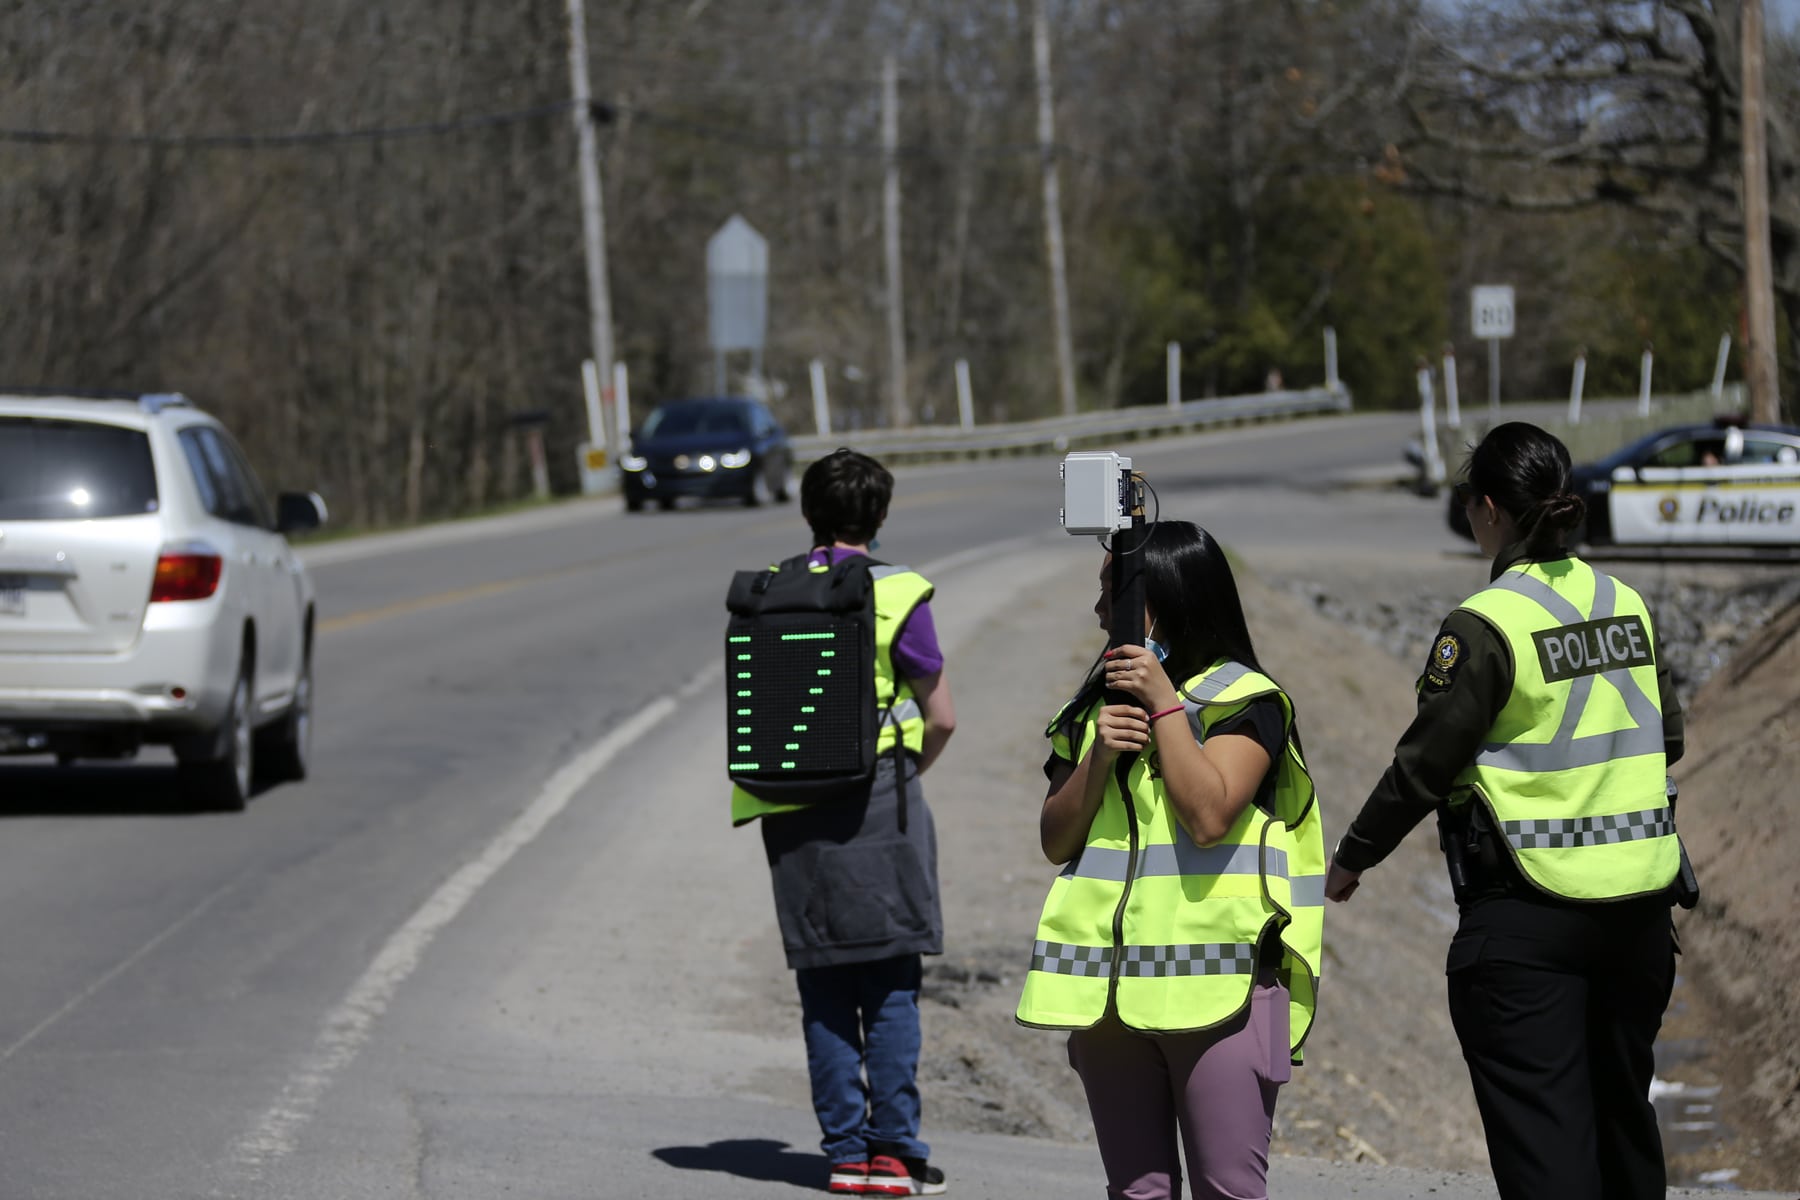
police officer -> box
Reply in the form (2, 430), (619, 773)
(1324, 422), (1686, 1200)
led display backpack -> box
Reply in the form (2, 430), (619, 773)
(725, 552), (883, 805)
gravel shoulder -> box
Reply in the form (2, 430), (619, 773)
(906, 529), (1800, 1190)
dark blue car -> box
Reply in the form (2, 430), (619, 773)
(620, 396), (794, 512)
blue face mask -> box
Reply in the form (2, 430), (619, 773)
(1144, 634), (1169, 662)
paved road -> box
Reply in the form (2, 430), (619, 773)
(0, 412), (1783, 1199)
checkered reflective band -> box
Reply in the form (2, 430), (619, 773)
(1029, 942), (1108, 978)
(1501, 805), (1675, 850)
(1030, 940), (1113, 978)
(1117, 942), (1257, 977)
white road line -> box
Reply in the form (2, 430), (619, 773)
(222, 682), (708, 1188)
(2, 877), (242, 1062)
(221, 535), (1024, 1189)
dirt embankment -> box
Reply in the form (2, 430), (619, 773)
(913, 548), (1800, 1190)
(1661, 599), (1800, 1190)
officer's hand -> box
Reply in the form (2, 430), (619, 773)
(1093, 704), (1151, 759)
(1103, 645), (1177, 712)
(1325, 859), (1362, 903)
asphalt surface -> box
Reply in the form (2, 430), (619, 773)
(0, 411), (1787, 1199)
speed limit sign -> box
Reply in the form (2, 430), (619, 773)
(1471, 285), (1516, 340)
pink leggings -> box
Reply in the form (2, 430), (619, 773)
(1066, 979), (1290, 1200)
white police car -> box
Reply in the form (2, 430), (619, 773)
(1449, 419), (1800, 550)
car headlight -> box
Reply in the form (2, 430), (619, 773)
(621, 454), (648, 472)
(697, 454), (718, 472)
(720, 449), (753, 469)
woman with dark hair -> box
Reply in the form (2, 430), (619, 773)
(1325, 422), (1687, 1200)
(1016, 520), (1325, 1200)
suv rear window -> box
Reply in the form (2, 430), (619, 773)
(0, 417), (158, 519)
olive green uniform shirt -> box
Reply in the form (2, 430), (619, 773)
(1334, 546), (1686, 874)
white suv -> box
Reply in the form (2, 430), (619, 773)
(0, 390), (325, 809)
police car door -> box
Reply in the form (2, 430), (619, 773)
(1715, 433), (1800, 546)
(1606, 433), (1719, 547)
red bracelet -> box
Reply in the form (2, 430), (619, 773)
(1148, 704), (1185, 724)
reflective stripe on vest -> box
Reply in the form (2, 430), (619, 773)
(870, 565), (932, 756)
(1061, 842), (1325, 904)
(1453, 559), (1679, 901)
(1016, 660), (1324, 1063)
(1031, 940), (1257, 978)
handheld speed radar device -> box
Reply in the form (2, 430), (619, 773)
(1060, 451), (1136, 536)
(1061, 451), (1150, 693)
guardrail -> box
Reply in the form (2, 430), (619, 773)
(789, 385), (1353, 464)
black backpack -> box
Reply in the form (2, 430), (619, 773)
(725, 552), (884, 806)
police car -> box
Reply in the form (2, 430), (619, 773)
(1448, 419), (1800, 550)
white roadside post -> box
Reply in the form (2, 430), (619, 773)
(1471, 284), (1515, 421)
(1167, 341), (1182, 410)
(1417, 358), (1447, 491)
(1638, 344), (1654, 417)
(1441, 344), (1461, 429)
(809, 358), (831, 437)
(613, 361), (631, 447)
(1324, 326), (1340, 396)
(1569, 351), (1587, 424)
(576, 358), (611, 495)
(1711, 333), (1732, 404)
(955, 359), (975, 431)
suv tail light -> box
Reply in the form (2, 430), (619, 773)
(150, 548), (223, 603)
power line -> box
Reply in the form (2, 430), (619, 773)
(0, 94), (1143, 172)
(0, 100), (581, 149)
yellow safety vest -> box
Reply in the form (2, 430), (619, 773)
(1450, 558), (1679, 901)
(1016, 660), (1325, 1064)
(730, 562), (934, 825)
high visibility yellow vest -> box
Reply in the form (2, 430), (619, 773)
(730, 563), (934, 825)
(1016, 660), (1325, 1064)
(1451, 558), (1679, 901)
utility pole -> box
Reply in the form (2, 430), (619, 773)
(1742, 0), (1782, 423)
(565, 0), (618, 455)
(882, 56), (911, 429)
(1033, 0), (1078, 417)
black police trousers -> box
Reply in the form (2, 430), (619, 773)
(1446, 890), (1676, 1200)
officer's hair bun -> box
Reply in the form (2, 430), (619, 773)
(1538, 489), (1586, 532)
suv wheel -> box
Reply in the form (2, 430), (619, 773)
(257, 652), (312, 783)
(179, 666), (254, 811)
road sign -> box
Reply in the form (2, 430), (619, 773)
(1471, 285), (1516, 340)
(707, 215), (769, 353)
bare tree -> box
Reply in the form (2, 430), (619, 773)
(1395, 0), (1799, 415)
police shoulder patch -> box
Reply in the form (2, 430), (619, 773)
(1423, 632), (1464, 691)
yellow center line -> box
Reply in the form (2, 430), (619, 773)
(318, 569), (589, 634)
(315, 514), (796, 635)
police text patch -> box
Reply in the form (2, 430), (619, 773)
(1423, 633), (1464, 690)
(1533, 615), (1653, 683)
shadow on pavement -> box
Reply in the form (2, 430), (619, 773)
(653, 1138), (827, 1188)
(0, 763), (259, 817)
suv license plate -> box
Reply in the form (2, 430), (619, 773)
(0, 575), (25, 617)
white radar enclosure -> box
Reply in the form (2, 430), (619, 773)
(1060, 451), (1134, 535)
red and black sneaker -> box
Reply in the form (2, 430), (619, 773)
(827, 1160), (870, 1194)
(864, 1154), (947, 1196)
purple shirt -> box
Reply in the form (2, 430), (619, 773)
(807, 546), (944, 680)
